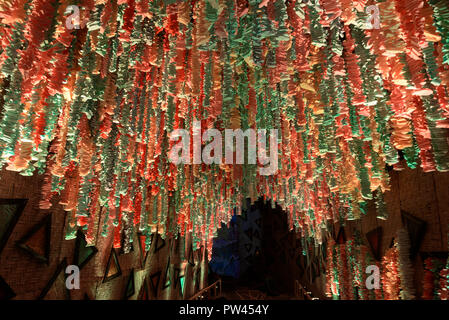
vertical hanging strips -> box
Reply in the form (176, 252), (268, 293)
(0, 0), (449, 253)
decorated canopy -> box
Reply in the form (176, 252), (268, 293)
(1, 0), (449, 256)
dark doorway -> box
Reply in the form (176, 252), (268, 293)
(209, 198), (299, 299)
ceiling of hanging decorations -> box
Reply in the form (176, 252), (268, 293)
(0, 0), (449, 257)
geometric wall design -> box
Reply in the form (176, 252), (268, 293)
(0, 198), (27, 256)
(138, 277), (149, 300)
(16, 214), (51, 264)
(137, 233), (150, 268)
(187, 244), (195, 267)
(162, 257), (171, 290)
(402, 211), (427, 259)
(123, 269), (135, 300)
(174, 266), (186, 298)
(38, 259), (70, 300)
(149, 271), (162, 298)
(103, 248), (122, 283)
(73, 230), (98, 270)
(336, 226), (346, 244)
(153, 234), (166, 254)
(366, 227), (383, 261)
(0, 275), (16, 300)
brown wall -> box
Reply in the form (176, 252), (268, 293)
(0, 169), (207, 300)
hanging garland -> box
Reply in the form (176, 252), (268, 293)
(422, 257), (435, 300)
(381, 245), (400, 300)
(438, 258), (449, 300)
(1, 0), (449, 252)
(324, 236), (380, 300)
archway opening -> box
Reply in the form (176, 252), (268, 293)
(208, 198), (303, 299)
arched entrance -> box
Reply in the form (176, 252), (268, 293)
(209, 198), (304, 299)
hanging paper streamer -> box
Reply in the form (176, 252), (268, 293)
(1, 0), (449, 253)
(324, 236), (381, 300)
(381, 245), (400, 300)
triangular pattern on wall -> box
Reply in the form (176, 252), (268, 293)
(401, 211), (427, 259)
(137, 232), (150, 268)
(103, 248), (121, 283)
(389, 237), (395, 249)
(0, 275), (16, 300)
(174, 266), (186, 298)
(73, 229), (98, 270)
(162, 257), (171, 290)
(196, 245), (205, 262)
(149, 271), (161, 298)
(153, 234), (166, 254)
(194, 268), (201, 293)
(179, 276), (186, 298)
(38, 259), (70, 300)
(187, 244), (195, 267)
(366, 227), (383, 261)
(168, 238), (176, 258)
(123, 270), (135, 300)
(138, 278), (149, 300)
(16, 214), (51, 264)
(336, 227), (346, 244)
(0, 198), (27, 256)
(174, 266), (185, 289)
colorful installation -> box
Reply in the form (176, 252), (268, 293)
(381, 245), (400, 299)
(438, 258), (449, 299)
(162, 256), (172, 289)
(1, 0), (449, 257)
